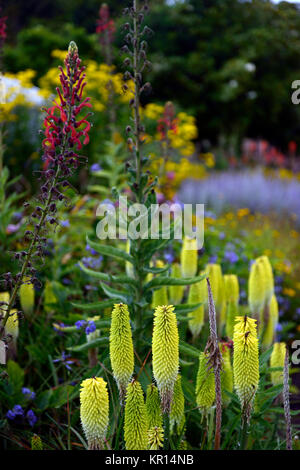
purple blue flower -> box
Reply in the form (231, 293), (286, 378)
(75, 320), (87, 330)
(85, 321), (96, 335)
(224, 251), (239, 264)
(90, 163), (102, 172)
(60, 219), (70, 227)
(6, 409), (16, 420)
(22, 388), (36, 400)
(26, 409), (37, 427)
(53, 351), (74, 371)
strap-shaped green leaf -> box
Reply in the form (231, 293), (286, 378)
(179, 340), (200, 358)
(145, 273), (206, 289)
(86, 236), (134, 264)
(71, 299), (115, 310)
(100, 282), (131, 304)
(78, 262), (137, 286)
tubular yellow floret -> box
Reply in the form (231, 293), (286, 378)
(187, 275), (206, 338)
(248, 259), (266, 333)
(257, 255), (274, 305)
(146, 384), (163, 428)
(148, 426), (164, 450)
(270, 342), (286, 385)
(169, 263), (184, 305)
(224, 274), (239, 304)
(5, 309), (19, 341)
(80, 377), (109, 450)
(224, 274), (240, 339)
(180, 236), (198, 278)
(170, 375), (185, 435)
(124, 379), (148, 450)
(262, 294), (279, 349)
(220, 342), (233, 406)
(152, 305), (179, 414)
(195, 351), (215, 414)
(19, 276), (35, 316)
(233, 316), (260, 421)
(109, 303), (134, 399)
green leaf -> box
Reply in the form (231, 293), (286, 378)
(78, 262), (110, 280)
(143, 265), (170, 274)
(174, 303), (203, 315)
(86, 236), (134, 263)
(7, 360), (24, 393)
(179, 341), (200, 358)
(259, 346), (273, 368)
(71, 299), (115, 311)
(145, 273), (205, 289)
(67, 337), (109, 352)
(100, 282), (131, 304)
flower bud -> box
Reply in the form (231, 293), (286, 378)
(109, 303), (134, 399)
(152, 305), (179, 414)
(19, 276), (35, 316)
(148, 426), (164, 450)
(270, 342), (286, 386)
(262, 294), (279, 349)
(146, 384), (162, 429)
(187, 273), (206, 338)
(180, 237), (198, 278)
(169, 263), (184, 305)
(31, 434), (43, 450)
(124, 380), (148, 450)
(248, 259), (266, 327)
(195, 352), (215, 414)
(80, 377), (109, 450)
(220, 342), (233, 406)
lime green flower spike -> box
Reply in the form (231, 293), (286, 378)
(180, 236), (198, 278)
(169, 263), (184, 305)
(206, 263), (225, 330)
(224, 274), (239, 338)
(148, 426), (164, 450)
(44, 280), (57, 313)
(110, 303), (134, 400)
(248, 259), (266, 333)
(195, 351), (215, 414)
(152, 305), (179, 414)
(31, 434), (43, 450)
(19, 276), (35, 316)
(170, 375), (185, 435)
(233, 316), (259, 422)
(270, 342), (286, 386)
(219, 342), (233, 406)
(257, 255), (274, 305)
(124, 379), (148, 450)
(5, 309), (19, 359)
(152, 260), (168, 309)
(187, 274), (206, 338)
(146, 384), (163, 429)
(80, 377), (109, 450)
(125, 239), (134, 278)
(262, 294), (279, 349)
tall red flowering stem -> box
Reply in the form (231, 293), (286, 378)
(0, 41), (92, 339)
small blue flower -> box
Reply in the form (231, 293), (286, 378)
(85, 321), (96, 335)
(75, 320), (87, 330)
(224, 251), (239, 264)
(218, 232), (225, 240)
(13, 405), (24, 416)
(53, 351), (74, 371)
(6, 410), (16, 420)
(164, 252), (174, 264)
(276, 323), (283, 332)
(296, 307), (300, 315)
(22, 388), (36, 400)
(26, 410), (37, 427)
(209, 255), (218, 263)
(61, 219), (70, 228)
(90, 163), (102, 172)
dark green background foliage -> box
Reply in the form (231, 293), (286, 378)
(3, 0), (300, 149)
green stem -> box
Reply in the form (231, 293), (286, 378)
(163, 412), (170, 450)
(240, 419), (249, 450)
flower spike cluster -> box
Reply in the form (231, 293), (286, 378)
(109, 303), (134, 400)
(233, 316), (260, 423)
(80, 377), (109, 450)
(152, 305), (179, 414)
(124, 379), (148, 450)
